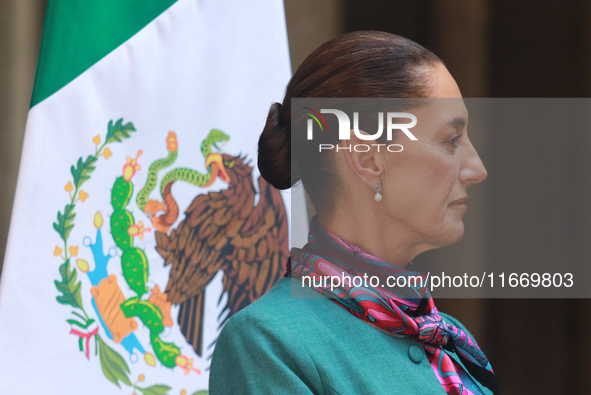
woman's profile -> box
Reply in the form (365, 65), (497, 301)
(209, 31), (499, 395)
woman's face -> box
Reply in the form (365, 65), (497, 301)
(380, 63), (487, 248)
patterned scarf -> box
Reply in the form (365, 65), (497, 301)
(286, 216), (500, 395)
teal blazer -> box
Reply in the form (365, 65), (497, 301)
(209, 277), (493, 395)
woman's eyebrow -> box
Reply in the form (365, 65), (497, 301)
(450, 117), (466, 128)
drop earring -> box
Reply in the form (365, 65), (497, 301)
(374, 180), (382, 202)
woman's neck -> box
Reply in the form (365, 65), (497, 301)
(318, 211), (432, 268)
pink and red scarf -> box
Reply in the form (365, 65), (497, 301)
(286, 216), (500, 395)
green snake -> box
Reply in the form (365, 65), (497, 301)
(136, 129), (230, 230)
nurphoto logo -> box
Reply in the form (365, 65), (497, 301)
(303, 107), (418, 152)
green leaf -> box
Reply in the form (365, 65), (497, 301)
(71, 155), (97, 189)
(67, 318), (95, 329)
(97, 336), (131, 388)
(53, 204), (76, 242)
(72, 311), (86, 321)
(106, 118), (136, 144)
(191, 391), (209, 395)
(139, 385), (172, 395)
(67, 318), (88, 329)
(55, 259), (83, 309)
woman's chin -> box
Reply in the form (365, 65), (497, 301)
(425, 221), (465, 248)
(450, 222), (465, 243)
(441, 220), (465, 245)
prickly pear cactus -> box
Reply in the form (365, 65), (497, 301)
(151, 332), (182, 368)
(112, 176), (133, 210)
(121, 249), (149, 297)
(120, 298), (165, 335)
(110, 208), (134, 250)
(109, 174), (181, 367)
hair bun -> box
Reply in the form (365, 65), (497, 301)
(258, 102), (298, 190)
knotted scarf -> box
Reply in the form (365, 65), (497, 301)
(286, 216), (500, 395)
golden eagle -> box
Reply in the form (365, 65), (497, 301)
(154, 154), (289, 356)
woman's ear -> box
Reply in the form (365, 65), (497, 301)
(340, 130), (385, 190)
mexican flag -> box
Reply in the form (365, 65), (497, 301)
(0, 1), (293, 393)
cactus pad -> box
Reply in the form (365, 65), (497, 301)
(110, 210), (134, 250)
(150, 332), (181, 368)
(120, 298), (164, 335)
(121, 248), (149, 296)
(111, 176), (133, 210)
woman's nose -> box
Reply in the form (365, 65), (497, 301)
(460, 140), (488, 185)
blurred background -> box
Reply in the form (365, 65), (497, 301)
(2, 0), (591, 392)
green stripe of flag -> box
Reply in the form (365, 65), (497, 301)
(31, 0), (177, 108)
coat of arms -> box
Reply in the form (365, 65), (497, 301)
(52, 119), (288, 394)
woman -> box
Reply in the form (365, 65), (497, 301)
(209, 31), (499, 395)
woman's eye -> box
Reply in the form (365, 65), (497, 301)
(448, 134), (463, 147)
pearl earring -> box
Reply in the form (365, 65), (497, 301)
(374, 180), (382, 202)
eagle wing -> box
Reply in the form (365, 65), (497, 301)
(219, 174), (289, 324)
(155, 190), (234, 356)
(155, 163), (289, 356)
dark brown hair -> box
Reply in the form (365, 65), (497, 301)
(257, 30), (443, 220)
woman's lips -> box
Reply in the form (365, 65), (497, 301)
(450, 196), (468, 205)
(450, 196), (468, 209)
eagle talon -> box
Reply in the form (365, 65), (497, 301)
(144, 200), (165, 217)
(151, 217), (171, 234)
